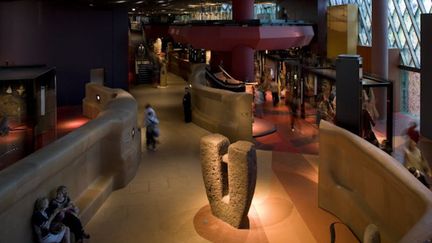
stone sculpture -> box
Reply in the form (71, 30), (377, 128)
(200, 134), (257, 228)
(363, 224), (381, 243)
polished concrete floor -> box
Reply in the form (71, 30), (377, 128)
(85, 73), (358, 243)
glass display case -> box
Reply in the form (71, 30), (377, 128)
(0, 66), (56, 169)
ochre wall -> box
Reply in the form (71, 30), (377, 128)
(327, 4), (358, 59)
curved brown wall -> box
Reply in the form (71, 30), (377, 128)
(0, 85), (141, 242)
(319, 120), (432, 242)
(189, 65), (253, 142)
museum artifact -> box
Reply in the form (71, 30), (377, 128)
(200, 133), (257, 228)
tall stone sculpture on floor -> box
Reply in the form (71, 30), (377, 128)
(200, 134), (257, 228)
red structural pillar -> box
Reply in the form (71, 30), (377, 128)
(230, 0), (255, 82)
(232, 0), (254, 21)
(232, 45), (255, 82)
(371, 0), (388, 119)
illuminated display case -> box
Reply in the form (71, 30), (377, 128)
(0, 66), (56, 169)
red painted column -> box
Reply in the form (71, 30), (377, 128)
(232, 45), (255, 82)
(231, 0), (255, 82)
(371, 0), (388, 119)
(232, 0), (254, 21)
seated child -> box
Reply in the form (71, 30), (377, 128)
(32, 197), (70, 243)
(49, 186), (90, 242)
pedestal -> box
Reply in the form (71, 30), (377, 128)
(335, 55), (362, 135)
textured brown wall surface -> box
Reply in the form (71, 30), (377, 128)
(319, 121), (432, 242)
(0, 85), (141, 242)
(190, 65), (253, 142)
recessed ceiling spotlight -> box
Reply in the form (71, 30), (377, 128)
(157, 0), (165, 3)
(115, 0), (126, 3)
(136, 0), (144, 3)
(132, 8), (136, 11)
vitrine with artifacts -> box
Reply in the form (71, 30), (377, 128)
(0, 66), (56, 169)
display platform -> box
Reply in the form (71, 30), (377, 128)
(253, 117), (276, 138)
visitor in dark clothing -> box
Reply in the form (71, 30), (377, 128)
(49, 186), (89, 243)
(33, 197), (70, 243)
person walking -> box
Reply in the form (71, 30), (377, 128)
(145, 104), (160, 151)
(270, 80), (279, 107)
(288, 94), (298, 132)
(182, 87), (192, 123)
(253, 85), (264, 118)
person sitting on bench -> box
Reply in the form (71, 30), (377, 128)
(32, 197), (70, 243)
(49, 186), (90, 243)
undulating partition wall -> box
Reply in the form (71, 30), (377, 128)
(319, 120), (432, 243)
(189, 65), (253, 142)
(0, 84), (141, 242)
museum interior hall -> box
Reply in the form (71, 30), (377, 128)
(1, 0), (432, 242)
